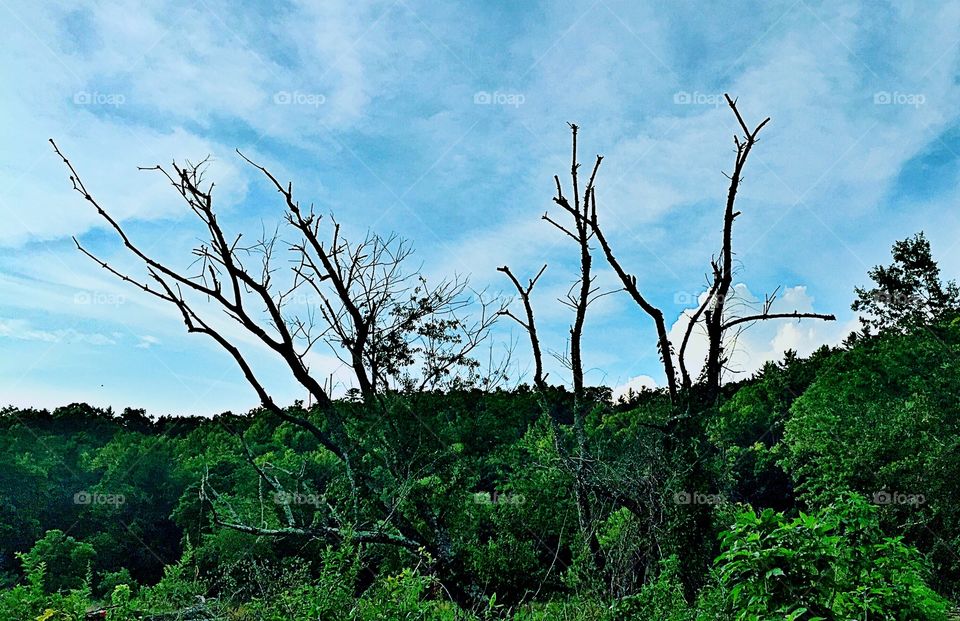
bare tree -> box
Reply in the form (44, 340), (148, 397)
(568, 95), (834, 406)
(498, 96), (836, 586)
(497, 264), (548, 392)
(50, 140), (502, 605)
(542, 123), (605, 413)
(237, 154), (504, 399)
(499, 126), (611, 572)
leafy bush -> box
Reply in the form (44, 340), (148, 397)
(781, 324), (960, 593)
(353, 567), (444, 620)
(19, 531), (95, 595)
(238, 547), (358, 621)
(708, 495), (950, 620)
(613, 555), (692, 621)
(0, 556), (93, 621)
(97, 568), (135, 598)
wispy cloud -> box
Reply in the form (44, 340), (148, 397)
(0, 318), (116, 346)
(3, 0), (960, 412)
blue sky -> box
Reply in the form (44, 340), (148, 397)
(2, 0), (960, 415)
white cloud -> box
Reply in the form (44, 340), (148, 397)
(612, 374), (658, 401)
(0, 317), (116, 346)
(136, 335), (160, 349)
(667, 283), (858, 384)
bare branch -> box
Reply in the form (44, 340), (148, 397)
(498, 264), (547, 391)
(701, 95), (772, 399)
(721, 311), (836, 332)
(585, 188), (679, 403)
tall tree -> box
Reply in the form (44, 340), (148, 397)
(498, 95), (836, 590)
(501, 95), (835, 409)
(50, 141), (503, 607)
(852, 232), (960, 334)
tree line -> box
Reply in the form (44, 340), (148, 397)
(1, 96), (956, 618)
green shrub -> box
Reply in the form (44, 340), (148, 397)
(613, 555), (692, 621)
(239, 547), (359, 621)
(353, 567), (444, 620)
(20, 531), (95, 595)
(97, 568), (135, 598)
(708, 495), (950, 620)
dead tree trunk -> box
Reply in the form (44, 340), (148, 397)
(501, 97), (836, 591)
(501, 124), (608, 573)
(497, 264), (548, 392)
(565, 95), (834, 408)
(51, 140), (501, 610)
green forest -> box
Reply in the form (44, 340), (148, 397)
(7, 99), (960, 620)
(4, 235), (960, 621)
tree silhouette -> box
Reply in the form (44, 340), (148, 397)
(853, 232), (960, 333)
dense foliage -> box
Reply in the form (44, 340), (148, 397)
(2, 237), (958, 620)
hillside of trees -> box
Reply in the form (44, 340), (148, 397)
(5, 97), (959, 619)
(2, 237), (959, 620)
